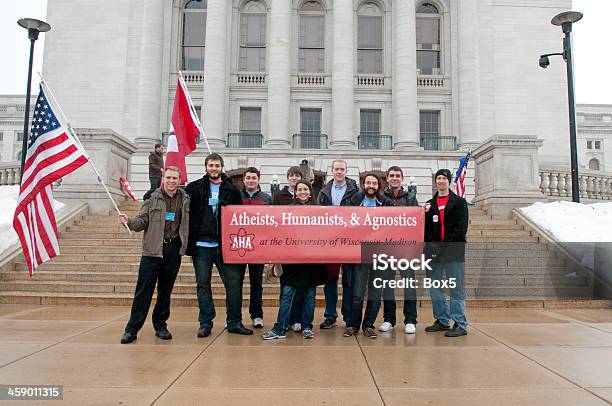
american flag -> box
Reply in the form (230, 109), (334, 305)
(453, 149), (472, 198)
(13, 85), (88, 275)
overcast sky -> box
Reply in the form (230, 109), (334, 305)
(1, 0), (610, 104)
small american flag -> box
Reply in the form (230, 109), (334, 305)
(453, 149), (472, 198)
(13, 85), (88, 275)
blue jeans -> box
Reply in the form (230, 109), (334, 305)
(382, 268), (418, 326)
(427, 261), (468, 330)
(289, 287), (305, 325)
(238, 264), (264, 319)
(272, 285), (316, 335)
(192, 246), (244, 329)
(323, 265), (354, 323)
(350, 264), (382, 331)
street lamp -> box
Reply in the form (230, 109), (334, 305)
(539, 11), (583, 203)
(17, 18), (51, 177)
(407, 176), (417, 200)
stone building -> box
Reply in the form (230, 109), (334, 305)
(4, 0), (607, 202)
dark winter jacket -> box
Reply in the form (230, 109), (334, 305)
(318, 177), (359, 206)
(272, 186), (295, 205)
(384, 187), (418, 207)
(148, 151), (164, 178)
(280, 200), (328, 288)
(185, 173), (242, 255)
(349, 190), (394, 207)
(127, 188), (190, 257)
(424, 191), (469, 263)
(241, 187), (272, 205)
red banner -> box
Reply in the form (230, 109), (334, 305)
(221, 205), (424, 264)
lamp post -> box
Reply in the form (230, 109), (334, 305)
(17, 18), (51, 177)
(539, 11), (583, 203)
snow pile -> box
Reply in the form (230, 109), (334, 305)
(0, 186), (65, 254)
(520, 201), (612, 269)
(520, 201), (612, 242)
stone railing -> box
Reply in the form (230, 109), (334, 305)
(417, 75), (445, 88)
(296, 74), (326, 86)
(0, 162), (21, 186)
(181, 71), (204, 84)
(540, 169), (612, 200)
(237, 73), (266, 85)
(356, 74), (385, 87)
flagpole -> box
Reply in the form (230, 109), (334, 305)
(178, 70), (212, 154)
(38, 73), (132, 235)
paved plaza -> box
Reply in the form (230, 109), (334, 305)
(0, 304), (611, 405)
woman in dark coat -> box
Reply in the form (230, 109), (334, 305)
(262, 181), (327, 340)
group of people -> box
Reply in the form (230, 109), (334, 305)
(119, 153), (469, 344)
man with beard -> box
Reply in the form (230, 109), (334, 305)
(317, 160), (359, 330)
(239, 167), (272, 328)
(186, 153), (252, 337)
(345, 173), (393, 339)
(379, 166), (419, 335)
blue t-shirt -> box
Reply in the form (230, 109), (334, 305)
(196, 182), (222, 248)
(362, 197), (377, 207)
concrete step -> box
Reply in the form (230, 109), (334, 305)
(59, 232), (141, 240)
(469, 218), (518, 226)
(12, 261), (576, 275)
(0, 274), (590, 297)
(467, 223), (523, 231)
(0, 286), (595, 307)
(467, 230), (532, 238)
(0, 268), (588, 290)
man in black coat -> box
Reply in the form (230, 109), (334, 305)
(379, 166), (419, 335)
(317, 159), (359, 330)
(346, 173), (393, 339)
(186, 153), (252, 337)
(424, 169), (469, 337)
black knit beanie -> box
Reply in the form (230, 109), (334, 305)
(434, 169), (452, 182)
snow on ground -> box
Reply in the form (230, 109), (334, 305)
(520, 201), (612, 269)
(520, 201), (612, 243)
(0, 186), (65, 254)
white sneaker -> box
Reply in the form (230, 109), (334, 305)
(378, 322), (394, 332)
(291, 323), (302, 332)
(252, 318), (264, 328)
(404, 323), (416, 334)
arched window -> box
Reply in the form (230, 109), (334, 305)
(299, 1), (325, 72)
(182, 0), (207, 70)
(239, 1), (267, 72)
(589, 158), (600, 171)
(416, 2), (441, 75)
(357, 2), (383, 74)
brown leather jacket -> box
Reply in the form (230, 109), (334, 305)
(127, 188), (190, 257)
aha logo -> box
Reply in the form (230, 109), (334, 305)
(229, 228), (256, 257)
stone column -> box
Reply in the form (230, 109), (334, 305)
(393, 0), (419, 150)
(135, 0), (165, 145)
(457, 0), (481, 148)
(331, 0), (354, 148)
(55, 129), (137, 214)
(201, 0), (228, 147)
(266, 0), (291, 147)
(472, 135), (544, 218)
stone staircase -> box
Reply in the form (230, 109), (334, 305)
(0, 202), (595, 306)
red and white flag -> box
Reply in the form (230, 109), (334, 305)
(13, 84), (88, 275)
(120, 176), (138, 202)
(453, 149), (472, 198)
(165, 76), (200, 183)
